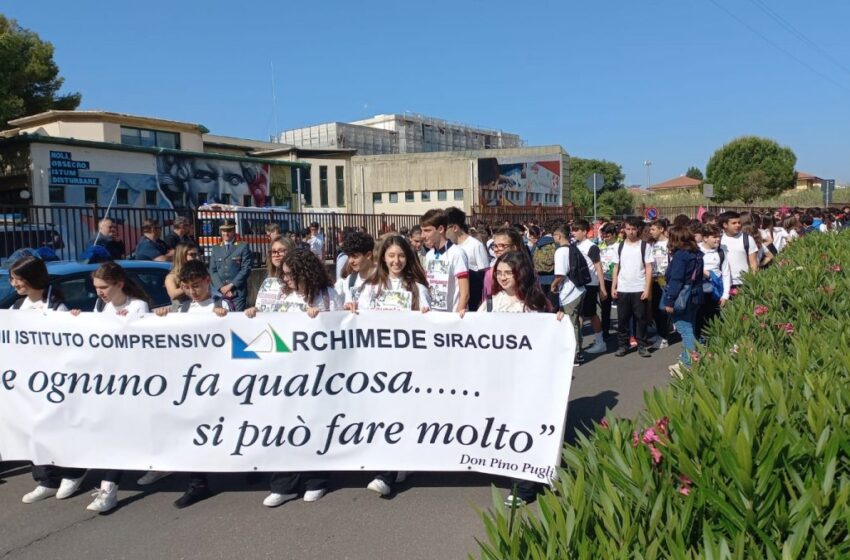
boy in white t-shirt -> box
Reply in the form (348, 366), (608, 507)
(153, 259), (230, 508)
(571, 220), (607, 354)
(339, 231), (376, 306)
(551, 226), (586, 364)
(421, 208), (469, 314)
(445, 207), (489, 310)
(611, 217), (653, 357)
(648, 219), (670, 349)
(718, 211), (757, 292)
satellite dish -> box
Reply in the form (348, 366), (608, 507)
(19, 190), (31, 200)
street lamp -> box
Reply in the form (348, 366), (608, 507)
(644, 160), (652, 189)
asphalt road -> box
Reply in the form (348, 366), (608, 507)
(0, 333), (679, 560)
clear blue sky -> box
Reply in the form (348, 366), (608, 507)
(6, 0), (850, 186)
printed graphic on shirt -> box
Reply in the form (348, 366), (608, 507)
(650, 242), (669, 277)
(427, 259), (450, 311)
(370, 290), (413, 311)
(255, 277), (284, 312)
(599, 244), (617, 280)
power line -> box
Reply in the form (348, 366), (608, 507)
(707, 0), (850, 95)
(747, 0), (850, 79)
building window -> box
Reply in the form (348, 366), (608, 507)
(120, 126), (180, 149)
(220, 193), (231, 204)
(302, 172), (313, 206)
(421, 191), (430, 202)
(437, 190), (447, 201)
(405, 191), (414, 202)
(335, 166), (345, 206)
(49, 186), (65, 203)
(197, 192), (208, 205)
(319, 166), (329, 207)
(389, 192), (398, 203)
(373, 193), (382, 204)
(145, 190), (158, 206)
(84, 187), (98, 204)
(242, 194), (252, 207)
(453, 189), (463, 201)
(116, 188), (129, 205)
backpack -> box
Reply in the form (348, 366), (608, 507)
(567, 243), (592, 287)
(532, 243), (556, 275)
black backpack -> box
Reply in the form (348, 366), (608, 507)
(567, 243), (592, 288)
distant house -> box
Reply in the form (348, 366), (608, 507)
(795, 172), (822, 191)
(647, 176), (702, 198)
(627, 187), (651, 198)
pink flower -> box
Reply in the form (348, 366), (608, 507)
(649, 445), (663, 465)
(690, 351), (701, 363)
(754, 305), (769, 317)
(676, 474), (693, 495)
(831, 265), (842, 272)
(678, 485), (691, 496)
(731, 287), (740, 297)
(777, 322), (795, 335)
(599, 418), (609, 429)
(655, 417), (669, 436)
(632, 431), (640, 447)
(643, 428), (661, 445)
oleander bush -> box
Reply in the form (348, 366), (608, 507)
(477, 231), (850, 559)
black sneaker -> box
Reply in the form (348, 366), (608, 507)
(174, 485), (213, 509)
(638, 346), (651, 358)
(615, 347), (628, 357)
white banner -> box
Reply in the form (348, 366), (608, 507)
(0, 309), (574, 483)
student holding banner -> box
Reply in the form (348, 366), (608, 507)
(247, 247), (337, 506)
(346, 234), (430, 496)
(149, 260), (232, 508)
(9, 256), (89, 504)
(72, 262), (151, 513)
(479, 250), (560, 506)
(244, 237), (295, 314)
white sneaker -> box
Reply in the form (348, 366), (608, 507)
(86, 482), (118, 513)
(652, 338), (669, 350)
(262, 492), (297, 507)
(367, 478), (391, 496)
(303, 488), (326, 502)
(136, 471), (173, 486)
(22, 485), (58, 504)
(56, 474), (87, 499)
(585, 338), (607, 354)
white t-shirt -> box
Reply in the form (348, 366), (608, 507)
(97, 297), (150, 315)
(772, 227), (789, 252)
(278, 287), (339, 313)
(650, 238), (669, 278)
(720, 233), (757, 285)
(553, 245), (586, 305)
(700, 244), (732, 301)
(576, 239), (601, 287)
(613, 240), (653, 293)
(308, 236), (324, 260)
(17, 297), (68, 312)
(459, 235), (490, 272)
(357, 278), (430, 311)
(479, 291), (531, 313)
(254, 277), (285, 312)
(341, 272), (370, 304)
(425, 242), (469, 312)
(186, 296), (233, 313)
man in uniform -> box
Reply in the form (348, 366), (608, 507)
(209, 218), (252, 311)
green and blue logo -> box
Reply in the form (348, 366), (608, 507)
(231, 325), (291, 360)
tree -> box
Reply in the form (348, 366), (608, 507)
(0, 15), (81, 126)
(705, 136), (796, 204)
(567, 157), (625, 210)
(597, 188), (634, 218)
(685, 166), (703, 181)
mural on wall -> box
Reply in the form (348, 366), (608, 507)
(156, 155), (270, 209)
(478, 156), (561, 207)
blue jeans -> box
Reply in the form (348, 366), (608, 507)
(672, 303), (698, 367)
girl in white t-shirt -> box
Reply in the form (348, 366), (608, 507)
(10, 256), (87, 507)
(73, 262), (151, 513)
(345, 234), (429, 497)
(245, 238), (294, 315)
(251, 247), (336, 507)
(349, 234), (430, 313)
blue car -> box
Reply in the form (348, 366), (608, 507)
(0, 260), (172, 310)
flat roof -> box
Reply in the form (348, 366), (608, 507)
(0, 133), (311, 169)
(351, 145), (567, 163)
(7, 110), (205, 134)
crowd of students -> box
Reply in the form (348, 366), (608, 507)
(3, 204), (847, 511)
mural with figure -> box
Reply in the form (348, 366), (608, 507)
(478, 155), (562, 207)
(156, 155), (270, 209)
